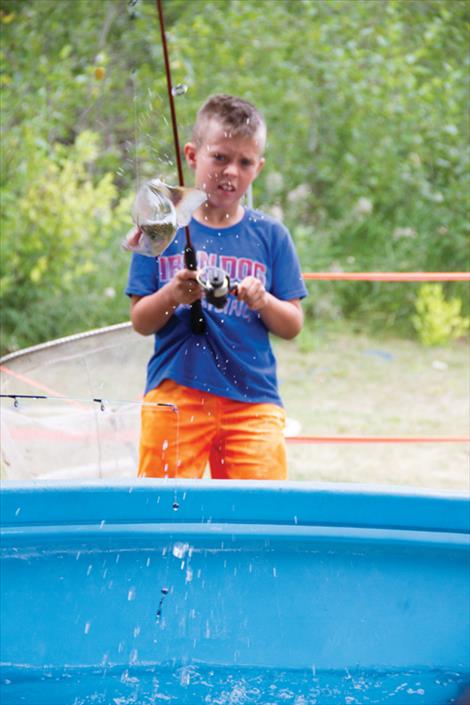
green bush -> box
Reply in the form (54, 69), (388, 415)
(412, 284), (469, 346)
(0, 129), (131, 353)
(1, 0), (469, 352)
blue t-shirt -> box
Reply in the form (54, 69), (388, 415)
(125, 208), (307, 406)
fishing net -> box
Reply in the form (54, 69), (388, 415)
(0, 324), (176, 481)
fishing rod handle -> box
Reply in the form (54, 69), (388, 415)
(184, 245), (206, 335)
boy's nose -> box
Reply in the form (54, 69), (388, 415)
(223, 162), (238, 177)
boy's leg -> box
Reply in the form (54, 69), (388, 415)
(138, 379), (216, 478)
(209, 400), (287, 480)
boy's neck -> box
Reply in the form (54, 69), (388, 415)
(193, 202), (245, 228)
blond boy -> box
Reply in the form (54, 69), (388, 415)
(126, 94), (307, 479)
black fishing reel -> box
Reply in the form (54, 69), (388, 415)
(196, 266), (234, 309)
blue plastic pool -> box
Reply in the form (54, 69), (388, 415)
(1, 480), (469, 704)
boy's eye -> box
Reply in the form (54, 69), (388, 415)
(213, 154), (226, 162)
(241, 159), (253, 167)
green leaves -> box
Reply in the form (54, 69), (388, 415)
(0, 127), (131, 351)
(1, 0), (468, 353)
(412, 284), (469, 346)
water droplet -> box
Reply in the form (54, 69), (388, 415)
(128, 587), (136, 601)
(84, 622), (91, 634)
(172, 542), (190, 559)
(162, 439), (169, 451)
(180, 668), (191, 686)
(171, 83), (188, 97)
(172, 501), (180, 511)
(161, 586), (169, 595)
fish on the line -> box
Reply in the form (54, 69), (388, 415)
(122, 178), (207, 257)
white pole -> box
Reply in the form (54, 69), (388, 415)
(246, 183), (253, 209)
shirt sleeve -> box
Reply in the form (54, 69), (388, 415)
(270, 223), (308, 301)
(125, 253), (159, 298)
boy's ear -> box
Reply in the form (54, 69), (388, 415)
(255, 157), (265, 178)
(184, 142), (197, 170)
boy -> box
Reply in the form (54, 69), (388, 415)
(126, 94), (307, 480)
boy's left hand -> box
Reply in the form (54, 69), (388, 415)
(237, 276), (268, 311)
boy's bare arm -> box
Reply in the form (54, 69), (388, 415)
(237, 276), (303, 340)
(131, 272), (303, 339)
(259, 296), (303, 339)
(130, 270), (202, 336)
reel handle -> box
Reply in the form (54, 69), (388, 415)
(196, 266), (236, 309)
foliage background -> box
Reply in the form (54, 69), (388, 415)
(0, 0), (468, 354)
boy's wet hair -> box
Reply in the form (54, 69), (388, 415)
(193, 94), (266, 152)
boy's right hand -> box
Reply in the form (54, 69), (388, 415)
(168, 269), (203, 306)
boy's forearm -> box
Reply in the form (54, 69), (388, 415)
(259, 296), (303, 340)
(131, 284), (303, 339)
(131, 269), (203, 335)
(130, 286), (178, 336)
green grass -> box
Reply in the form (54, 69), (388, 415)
(275, 324), (469, 490)
(1, 322), (468, 490)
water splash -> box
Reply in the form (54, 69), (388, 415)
(172, 543), (190, 559)
(1, 666), (466, 703)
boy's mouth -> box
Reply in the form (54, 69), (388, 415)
(218, 182), (235, 193)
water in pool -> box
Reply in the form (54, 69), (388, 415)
(1, 665), (468, 704)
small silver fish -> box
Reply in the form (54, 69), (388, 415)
(122, 178), (207, 257)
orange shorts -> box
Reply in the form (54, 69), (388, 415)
(138, 379), (287, 480)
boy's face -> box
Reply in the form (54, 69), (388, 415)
(184, 119), (265, 211)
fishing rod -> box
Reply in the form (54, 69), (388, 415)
(155, 0), (206, 334)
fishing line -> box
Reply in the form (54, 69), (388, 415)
(131, 68), (140, 189)
(155, 0), (205, 334)
(155, 0), (186, 191)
